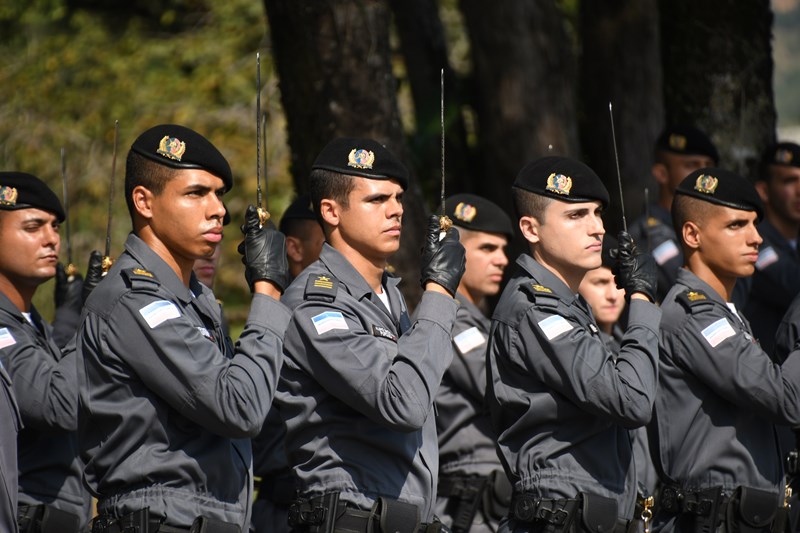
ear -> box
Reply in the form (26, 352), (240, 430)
(682, 221), (701, 250)
(754, 180), (769, 204)
(519, 215), (541, 245)
(132, 186), (154, 220)
(652, 163), (669, 186)
(319, 198), (340, 228)
(285, 235), (303, 263)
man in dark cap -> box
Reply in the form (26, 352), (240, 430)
(629, 125), (719, 301)
(278, 137), (465, 532)
(77, 124), (290, 532)
(433, 193), (513, 533)
(251, 194), (323, 533)
(652, 168), (800, 533)
(486, 156), (659, 533)
(0, 171), (91, 532)
(734, 142), (800, 356)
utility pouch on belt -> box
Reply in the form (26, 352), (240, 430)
(371, 497), (420, 533)
(580, 493), (618, 533)
(92, 508), (151, 533)
(726, 487), (782, 533)
(189, 516), (241, 533)
(41, 506), (81, 533)
(483, 471), (513, 521)
(678, 487), (722, 533)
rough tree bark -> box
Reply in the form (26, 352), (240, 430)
(660, 0), (776, 177)
(264, 0), (426, 305)
(579, 0), (664, 233)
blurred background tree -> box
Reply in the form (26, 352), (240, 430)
(1, 0), (797, 330)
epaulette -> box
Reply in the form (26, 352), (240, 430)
(304, 273), (339, 303)
(675, 289), (714, 312)
(646, 217), (662, 228)
(121, 267), (161, 291)
(519, 282), (560, 309)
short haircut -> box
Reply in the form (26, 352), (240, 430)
(308, 168), (357, 223)
(124, 151), (178, 219)
(671, 194), (714, 245)
(512, 187), (553, 224)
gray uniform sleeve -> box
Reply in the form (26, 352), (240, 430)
(669, 304), (800, 425)
(105, 292), (289, 439)
(0, 326), (76, 431)
(520, 299), (660, 428)
(292, 291), (457, 432)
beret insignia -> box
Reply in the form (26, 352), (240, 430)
(157, 135), (187, 161)
(348, 148), (375, 170)
(546, 173), (572, 195)
(687, 291), (706, 301)
(454, 202), (477, 223)
(669, 134), (687, 151)
(313, 275), (334, 289)
(694, 174), (719, 195)
(776, 149), (794, 165)
(0, 186), (18, 206)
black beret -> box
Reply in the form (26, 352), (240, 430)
(655, 125), (719, 165)
(311, 137), (409, 190)
(279, 194), (316, 233)
(513, 156), (610, 207)
(445, 193), (513, 237)
(0, 172), (65, 222)
(130, 124), (233, 191)
(675, 167), (764, 221)
(760, 141), (800, 171)
(601, 234), (618, 270)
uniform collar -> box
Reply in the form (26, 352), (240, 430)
(123, 233), (195, 304)
(0, 291), (26, 324)
(0, 292), (49, 340)
(319, 243), (396, 301)
(676, 268), (728, 306)
(515, 253), (578, 305)
(455, 292), (483, 317)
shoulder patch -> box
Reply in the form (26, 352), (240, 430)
(652, 239), (680, 266)
(520, 282), (560, 308)
(538, 314), (573, 341)
(305, 274), (339, 303)
(311, 311), (348, 335)
(139, 300), (181, 329)
(122, 267), (161, 290)
(453, 326), (486, 354)
(701, 317), (737, 348)
(755, 246), (779, 270)
(0, 328), (16, 350)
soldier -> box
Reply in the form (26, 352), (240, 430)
(279, 137), (465, 532)
(653, 167), (800, 533)
(738, 142), (800, 356)
(629, 125), (719, 301)
(486, 156), (660, 533)
(77, 124), (290, 532)
(251, 195), (323, 533)
(1, 358), (19, 533)
(434, 193), (513, 533)
(0, 172), (91, 532)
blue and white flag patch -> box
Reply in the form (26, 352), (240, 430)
(652, 240), (680, 266)
(755, 246), (778, 270)
(538, 315), (573, 341)
(701, 318), (736, 348)
(0, 328), (16, 350)
(312, 311), (349, 335)
(139, 300), (181, 329)
(454, 327), (486, 354)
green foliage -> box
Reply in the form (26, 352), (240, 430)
(0, 0), (296, 326)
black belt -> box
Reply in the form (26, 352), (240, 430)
(91, 508), (240, 533)
(510, 492), (634, 533)
(18, 503), (81, 533)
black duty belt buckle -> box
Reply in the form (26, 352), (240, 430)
(659, 486), (682, 514)
(288, 500), (325, 527)
(512, 494), (539, 522)
(538, 506), (569, 526)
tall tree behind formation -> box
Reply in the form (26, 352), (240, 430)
(264, 0), (427, 305)
(579, 0), (664, 232)
(660, 0), (776, 177)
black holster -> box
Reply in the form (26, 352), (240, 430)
(438, 476), (487, 533)
(725, 487), (786, 533)
(510, 492), (628, 533)
(18, 504), (81, 533)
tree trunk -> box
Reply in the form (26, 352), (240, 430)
(264, 0), (426, 305)
(459, 0), (580, 219)
(579, 0), (664, 233)
(388, 0), (475, 199)
(660, 0), (776, 176)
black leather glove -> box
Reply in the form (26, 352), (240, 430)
(82, 250), (104, 304)
(55, 263), (83, 312)
(612, 230), (657, 302)
(237, 204), (289, 292)
(420, 215), (466, 297)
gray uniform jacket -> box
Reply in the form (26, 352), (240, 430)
(435, 293), (501, 476)
(654, 268), (800, 502)
(278, 243), (458, 520)
(741, 220), (800, 356)
(629, 205), (682, 303)
(486, 254), (660, 518)
(0, 292), (90, 527)
(0, 361), (20, 533)
(77, 233), (289, 529)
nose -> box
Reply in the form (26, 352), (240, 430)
(388, 196), (403, 219)
(591, 213), (605, 237)
(495, 249), (509, 269)
(210, 194), (226, 221)
(749, 223), (763, 247)
(45, 223), (60, 249)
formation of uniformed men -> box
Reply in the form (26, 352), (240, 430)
(3, 121), (800, 533)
